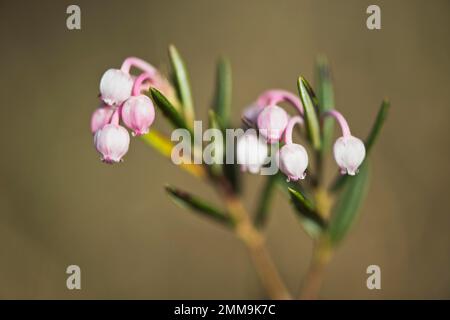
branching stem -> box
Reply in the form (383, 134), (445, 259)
(299, 238), (332, 299)
(216, 178), (292, 300)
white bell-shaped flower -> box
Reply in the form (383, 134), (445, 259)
(277, 143), (309, 181)
(256, 105), (289, 143)
(236, 130), (268, 174)
(99, 69), (133, 106)
(94, 124), (130, 163)
(333, 135), (366, 175)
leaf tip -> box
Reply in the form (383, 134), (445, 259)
(164, 184), (174, 194)
(168, 44), (177, 53)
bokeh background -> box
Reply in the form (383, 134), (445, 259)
(0, 0), (449, 299)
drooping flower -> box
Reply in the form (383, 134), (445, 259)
(277, 116), (309, 181)
(121, 95), (155, 136)
(92, 57), (167, 164)
(99, 69), (134, 106)
(94, 124), (130, 163)
(90, 105), (114, 134)
(242, 89), (304, 142)
(236, 130), (268, 174)
(278, 144), (309, 181)
(323, 110), (366, 175)
(333, 135), (366, 175)
(257, 105), (289, 143)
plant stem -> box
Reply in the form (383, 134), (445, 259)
(254, 174), (278, 228)
(218, 179), (291, 300)
(299, 238), (332, 299)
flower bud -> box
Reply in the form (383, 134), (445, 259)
(121, 95), (155, 136)
(99, 69), (133, 106)
(257, 105), (289, 143)
(242, 103), (263, 127)
(236, 130), (268, 174)
(333, 135), (366, 175)
(277, 143), (309, 181)
(90, 105), (114, 134)
(94, 124), (130, 163)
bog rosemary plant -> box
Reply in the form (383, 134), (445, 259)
(90, 46), (389, 299)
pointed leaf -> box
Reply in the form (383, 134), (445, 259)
(169, 45), (195, 124)
(330, 99), (390, 191)
(328, 161), (370, 245)
(148, 88), (192, 134)
(365, 99), (390, 152)
(206, 110), (224, 176)
(297, 77), (321, 150)
(316, 56), (335, 153)
(165, 185), (233, 227)
(212, 57), (232, 128)
(221, 128), (241, 194)
(288, 187), (326, 238)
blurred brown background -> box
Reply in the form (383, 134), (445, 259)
(0, 0), (449, 299)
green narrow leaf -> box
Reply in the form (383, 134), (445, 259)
(288, 187), (326, 238)
(316, 56), (335, 153)
(365, 99), (390, 152)
(297, 77), (322, 150)
(169, 45), (195, 124)
(223, 142), (241, 194)
(165, 185), (233, 227)
(207, 110), (224, 176)
(208, 109), (223, 136)
(209, 59), (238, 191)
(212, 57), (232, 128)
(330, 99), (390, 192)
(254, 174), (278, 228)
(327, 161), (370, 245)
(148, 88), (192, 135)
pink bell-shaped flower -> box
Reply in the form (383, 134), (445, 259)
(90, 105), (114, 134)
(99, 69), (133, 106)
(94, 124), (130, 163)
(277, 116), (309, 181)
(256, 105), (289, 143)
(121, 95), (155, 136)
(323, 110), (366, 175)
(333, 135), (366, 175)
(236, 130), (268, 174)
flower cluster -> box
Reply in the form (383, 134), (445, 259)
(238, 90), (366, 180)
(90, 57), (170, 163)
(90, 57), (365, 178)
